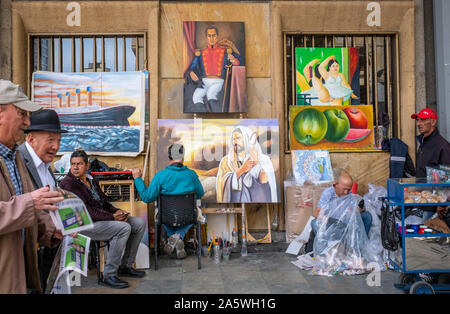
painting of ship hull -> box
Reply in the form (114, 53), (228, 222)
(32, 71), (146, 156)
(56, 105), (136, 127)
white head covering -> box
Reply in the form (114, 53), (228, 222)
(227, 126), (277, 202)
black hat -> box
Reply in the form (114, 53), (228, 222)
(25, 109), (68, 133)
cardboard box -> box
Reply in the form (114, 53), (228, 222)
(285, 183), (332, 242)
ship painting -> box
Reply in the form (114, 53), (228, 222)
(32, 71), (146, 156)
(54, 87), (136, 127)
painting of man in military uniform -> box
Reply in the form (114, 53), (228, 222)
(183, 22), (246, 113)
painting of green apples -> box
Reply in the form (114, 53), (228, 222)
(289, 105), (374, 150)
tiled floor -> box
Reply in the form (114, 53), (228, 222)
(72, 250), (403, 294)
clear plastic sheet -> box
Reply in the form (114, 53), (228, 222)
(363, 184), (389, 266)
(312, 193), (384, 276)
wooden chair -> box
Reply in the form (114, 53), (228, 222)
(90, 240), (109, 284)
(152, 192), (201, 270)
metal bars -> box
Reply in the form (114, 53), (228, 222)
(31, 34), (146, 73)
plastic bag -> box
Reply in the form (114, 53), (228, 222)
(312, 194), (383, 276)
(363, 185), (389, 266)
(381, 199), (400, 251)
(363, 184), (387, 217)
(54, 153), (71, 174)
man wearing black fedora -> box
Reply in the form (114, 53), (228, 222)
(18, 109), (68, 291)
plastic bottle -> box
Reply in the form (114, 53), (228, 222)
(232, 228), (238, 248)
(213, 244), (221, 264)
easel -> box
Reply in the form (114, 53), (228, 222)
(244, 203), (272, 244)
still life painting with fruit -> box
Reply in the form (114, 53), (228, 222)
(289, 105), (374, 150)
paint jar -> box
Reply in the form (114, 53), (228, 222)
(411, 224), (420, 233)
(424, 228), (433, 234)
(406, 229), (415, 234)
(223, 247), (231, 261)
(213, 244), (221, 264)
(201, 245), (209, 257)
(418, 225), (427, 235)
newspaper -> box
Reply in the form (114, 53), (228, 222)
(45, 234), (91, 294)
(49, 187), (94, 235)
(285, 216), (314, 255)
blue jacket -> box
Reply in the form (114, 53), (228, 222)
(135, 165), (204, 203)
(382, 137), (415, 178)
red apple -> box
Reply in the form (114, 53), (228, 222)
(343, 107), (368, 129)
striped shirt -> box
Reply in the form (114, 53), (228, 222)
(0, 142), (23, 195)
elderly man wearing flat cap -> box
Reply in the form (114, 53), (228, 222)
(18, 109), (68, 292)
(0, 80), (64, 294)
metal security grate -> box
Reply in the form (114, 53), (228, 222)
(30, 34), (146, 73)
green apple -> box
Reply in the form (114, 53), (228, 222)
(292, 108), (328, 145)
(323, 108), (350, 142)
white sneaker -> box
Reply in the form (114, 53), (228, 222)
(164, 234), (180, 255)
(176, 238), (187, 259)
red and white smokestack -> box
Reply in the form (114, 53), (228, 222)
(87, 86), (92, 106)
(76, 89), (81, 106)
(65, 92), (71, 107)
(57, 94), (62, 108)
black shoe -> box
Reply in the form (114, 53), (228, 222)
(99, 276), (129, 289)
(118, 265), (146, 278)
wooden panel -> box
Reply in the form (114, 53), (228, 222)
(284, 151), (390, 195)
(159, 78), (272, 119)
(159, 2), (270, 79)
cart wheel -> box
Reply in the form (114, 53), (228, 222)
(409, 281), (435, 294)
(397, 273), (417, 294)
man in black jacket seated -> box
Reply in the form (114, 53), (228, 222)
(60, 150), (146, 289)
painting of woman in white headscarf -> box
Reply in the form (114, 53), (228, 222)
(156, 119), (280, 204)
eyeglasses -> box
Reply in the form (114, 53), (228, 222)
(1, 104), (30, 118)
(13, 106), (30, 118)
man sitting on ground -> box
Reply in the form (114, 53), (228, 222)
(132, 144), (204, 259)
(60, 150), (146, 289)
(305, 169), (372, 253)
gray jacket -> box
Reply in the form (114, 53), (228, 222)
(17, 143), (58, 189)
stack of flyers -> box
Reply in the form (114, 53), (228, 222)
(49, 187), (94, 235)
(45, 234), (91, 294)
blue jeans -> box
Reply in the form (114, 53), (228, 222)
(163, 224), (193, 240)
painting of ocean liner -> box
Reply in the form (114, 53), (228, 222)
(32, 71), (146, 156)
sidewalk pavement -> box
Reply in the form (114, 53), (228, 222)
(72, 241), (402, 294)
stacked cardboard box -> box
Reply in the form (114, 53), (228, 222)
(285, 182), (332, 243)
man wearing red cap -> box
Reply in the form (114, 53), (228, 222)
(411, 108), (450, 178)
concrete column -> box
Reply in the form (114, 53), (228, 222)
(433, 0), (450, 140)
(0, 0), (12, 80)
(415, 0), (427, 112)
